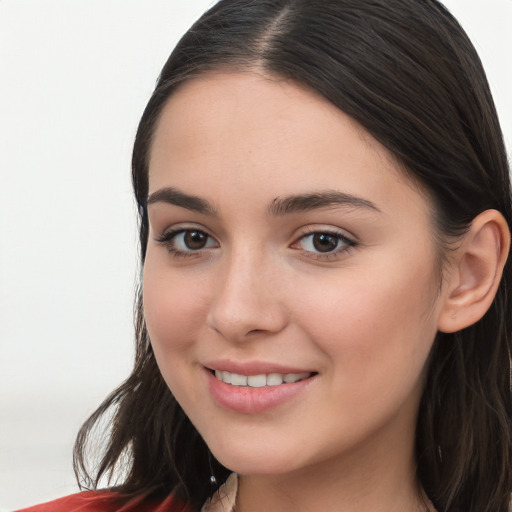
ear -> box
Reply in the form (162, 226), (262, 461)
(438, 209), (510, 333)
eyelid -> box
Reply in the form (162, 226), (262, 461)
(154, 224), (219, 258)
(290, 226), (358, 259)
(154, 222), (215, 240)
(293, 224), (357, 244)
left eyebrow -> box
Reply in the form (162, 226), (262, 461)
(269, 190), (381, 216)
(147, 187), (218, 216)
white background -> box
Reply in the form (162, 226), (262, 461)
(0, 1), (510, 510)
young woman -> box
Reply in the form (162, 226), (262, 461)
(19, 0), (512, 511)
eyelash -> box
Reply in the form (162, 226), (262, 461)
(292, 229), (357, 260)
(155, 227), (357, 260)
(155, 228), (217, 259)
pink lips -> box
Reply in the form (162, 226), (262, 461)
(204, 360), (316, 414)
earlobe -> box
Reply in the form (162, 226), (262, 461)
(438, 210), (510, 333)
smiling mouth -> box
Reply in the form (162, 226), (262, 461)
(211, 369), (314, 388)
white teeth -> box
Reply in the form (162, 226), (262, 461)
(247, 374), (267, 388)
(230, 373), (248, 386)
(284, 372), (309, 383)
(213, 370), (311, 387)
(266, 373), (284, 386)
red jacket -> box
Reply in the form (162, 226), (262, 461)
(15, 491), (188, 512)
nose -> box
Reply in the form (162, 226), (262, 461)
(207, 248), (289, 342)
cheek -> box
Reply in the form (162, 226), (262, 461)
(293, 259), (438, 394)
(142, 259), (216, 411)
(142, 256), (210, 364)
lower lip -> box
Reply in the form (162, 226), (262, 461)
(206, 369), (315, 414)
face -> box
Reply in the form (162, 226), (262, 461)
(143, 72), (447, 477)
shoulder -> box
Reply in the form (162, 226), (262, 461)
(15, 490), (188, 512)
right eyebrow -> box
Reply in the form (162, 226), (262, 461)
(268, 190), (381, 216)
(147, 187), (218, 216)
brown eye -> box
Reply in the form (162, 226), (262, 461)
(156, 228), (217, 256)
(312, 233), (339, 253)
(184, 230), (208, 250)
(294, 230), (356, 258)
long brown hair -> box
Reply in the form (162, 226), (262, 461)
(74, 1), (512, 510)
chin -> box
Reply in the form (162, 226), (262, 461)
(216, 454), (297, 476)
(207, 437), (303, 476)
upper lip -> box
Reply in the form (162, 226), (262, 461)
(204, 359), (315, 376)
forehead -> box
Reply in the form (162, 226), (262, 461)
(148, 71), (428, 216)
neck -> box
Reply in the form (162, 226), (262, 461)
(235, 420), (431, 512)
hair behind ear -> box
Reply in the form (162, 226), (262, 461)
(417, 210), (512, 512)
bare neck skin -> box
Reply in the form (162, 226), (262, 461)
(236, 402), (430, 512)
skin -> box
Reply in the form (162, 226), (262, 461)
(143, 71), (452, 511)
